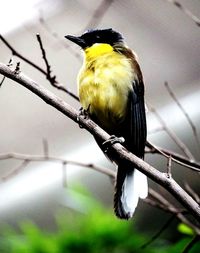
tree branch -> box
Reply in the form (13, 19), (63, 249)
(0, 62), (200, 224)
(0, 34), (79, 101)
(141, 214), (176, 249)
(1, 149), (199, 235)
(164, 81), (200, 152)
(165, 0), (200, 27)
(146, 141), (200, 172)
(148, 104), (195, 160)
(182, 235), (200, 253)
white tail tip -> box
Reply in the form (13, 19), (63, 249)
(121, 169), (148, 217)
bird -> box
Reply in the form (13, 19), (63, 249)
(65, 28), (148, 219)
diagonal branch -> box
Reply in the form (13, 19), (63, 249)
(0, 62), (200, 224)
(148, 188), (200, 234)
(182, 235), (200, 253)
(141, 214), (176, 249)
(0, 34), (46, 75)
(164, 81), (200, 152)
(148, 104), (195, 160)
(165, 0), (200, 27)
(146, 141), (200, 172)
(82, 0), (115, 31)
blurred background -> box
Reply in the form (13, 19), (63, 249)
(0, 0), (200, 244)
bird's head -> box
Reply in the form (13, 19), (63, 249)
(65, 28), (124, 49)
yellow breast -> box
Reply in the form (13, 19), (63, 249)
(78, 43), (134, 129)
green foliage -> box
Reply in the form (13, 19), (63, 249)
(0, 189), (200, 253)
(178, 223), (195, 236)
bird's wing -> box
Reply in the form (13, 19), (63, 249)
(119, 76), (146, 159)
(113, 78), (147, 219)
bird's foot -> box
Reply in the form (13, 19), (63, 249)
(77, 105), (90, 128)
(103, 135), (125, 153)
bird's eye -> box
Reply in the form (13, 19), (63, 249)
(96, 35), (100, 39)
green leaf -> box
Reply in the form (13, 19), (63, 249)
(178, 223), (194, 236)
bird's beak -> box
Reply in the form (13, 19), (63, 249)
(65, 35), (86, 48)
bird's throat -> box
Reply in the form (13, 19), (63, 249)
(85, 43), (113, 59)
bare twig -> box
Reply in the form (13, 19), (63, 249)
(185, 183), (200, 205)
(0, 62), (200, 223)
(182, 235), (200, 253)
(165, 0), (200, 27)
(167, 155), (172, 178)
(62, 162), (67, 188)
(39, 0), (114, 60)
(141, 214), (176, 249)
(0, 151), (115, 181)
(0, 34), (46, 75)
(0, 58), (13, 87)
(164, 82), (200, 152)
(146, 141), (200, 172)
(39, 15), (81, 61)
(0, 34), (79, 101)
(35, 33), (79, 100)
(148, 104), (195, 160)
(148, 126), (165, 135)
(42, 138), (49, 158)
(0, 75), (6, 87)
(1, 160), (29, 181)
(36, 34), (56, 83)
(82, 0), (115, 31)
(149, 188), (200, 234)
(1, 148), (198, 236)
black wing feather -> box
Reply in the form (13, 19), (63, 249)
(121, 79), (146, 158)
(113, 78), (147, 219)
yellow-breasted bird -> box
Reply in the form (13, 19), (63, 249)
(65, 28), (148, 219)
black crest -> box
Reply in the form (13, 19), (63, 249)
(65, 28), (124, 49)
(81, 28), (124, 48)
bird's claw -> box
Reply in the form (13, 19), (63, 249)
(103, 135), (125, 152)
(77, 106), (90, 128)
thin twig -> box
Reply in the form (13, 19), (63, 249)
(62, 162), (67, 188)
(39, 16), (81, 61)
(141, 214), (176, 249)
(0, 34), (46, 75)
(36, 34), (56, 83)
(0, 151), (115, 181)
(185, 183), (200, 205)
(167, 155), (172, 178)
(149, 188), (200, 235)
(35, 33), (79, 100)
(148, 104), (195, 160)
(0, 58), (13, 87)
(39, 0), (114, 61)
(144, 198), (177, 213)
(182, 235), (200, 253)
(0, 76), (6, 87)
(148, 126), (165, 135)
(42, 138), (49, 158)
(146, 141), (200, 172)
(0, 34), (79, 101)
(1, 147), (198, 235)
(1, 160), (29, 181)
(82, 0), (115, 31)
(165, 0), (200, 27)
(164, 82), (200, 152)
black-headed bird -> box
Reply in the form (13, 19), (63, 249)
(65, 28), (148, 219)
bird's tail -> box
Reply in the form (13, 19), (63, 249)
(114, 165), (148, 219)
